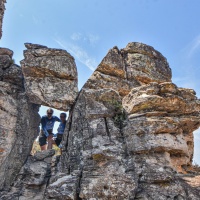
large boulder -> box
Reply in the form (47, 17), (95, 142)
(21, 43), (78, 111)
(53, 43), (200, 199)
(84, 43), (171, 97)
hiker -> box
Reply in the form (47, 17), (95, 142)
(39, 108), (61, 150)
(53, 113), (67, 150)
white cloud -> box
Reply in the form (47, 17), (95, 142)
(87, 33), (100, 45)
(70, 32), (100, 46)
(54, 38), (97, 71)
(71, 32), (82, 41)
(184, 35), (200, 58)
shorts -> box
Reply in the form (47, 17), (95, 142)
(39, 129), (52, 146)
(55, 134), (63, 147)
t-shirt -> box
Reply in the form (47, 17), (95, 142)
(41, 115), (61, 136)
(57, 121), (66, 134)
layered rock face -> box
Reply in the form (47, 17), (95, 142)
(0, 0), (6, 39)
(0, 48), (40, 191)
(1, 42), (200, 200)
(122, 82), (200, 172)
(47, 43), (200, 199)
(84, 43), (171, 96)
(21, 43), (78, 111)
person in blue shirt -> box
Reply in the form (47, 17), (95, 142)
(53, 113), (67, 149)
(39, 108), (61, 150)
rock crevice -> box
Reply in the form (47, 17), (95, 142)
(0, 42), (200, 199)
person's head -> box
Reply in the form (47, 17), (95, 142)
(60, 113), (67, 123)
(47, 108), (54, 119)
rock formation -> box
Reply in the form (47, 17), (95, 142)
(21, 43), (78, 111)
(0, 42), (200, 200)
(52, 43), (200, 199)
(0, 0), (6, 39)
(0, 47), (41, 191)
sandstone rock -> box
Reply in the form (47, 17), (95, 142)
(46, 175), (79, 199)
(34, 149), (55, 161)
(84, 42), (172, 98)
(21, 43), (78, 111)
(3, 64), (24, 87)
(24, 43), (47, 49)
(0, 55), (12, 69)
(56, 43), (200, 199)
(1, 42), (200, 199)
(0, 48), (40, 191)
(122, 42), (172, 83)
(97, 46), (126, 78)
(0, 47), (13, 57)
(122, 82), (200, 173)
(0, 151), (56, 200)
(122, 82), (200, 115)
(0, 82), (40, 190)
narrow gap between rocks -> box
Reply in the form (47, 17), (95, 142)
(31, 105), (68, 156)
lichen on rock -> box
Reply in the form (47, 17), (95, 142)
(0, 48), (41, 192)
(21, 43), (78, 111)
(0, 42), (200, 199)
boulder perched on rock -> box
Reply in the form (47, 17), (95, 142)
(84, 43), (171, 97)
(21, 43), (78, 111)
(122, 42), (172, 83)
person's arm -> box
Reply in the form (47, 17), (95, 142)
(41, 116), (49, 137)
(55, 116), (61, 122)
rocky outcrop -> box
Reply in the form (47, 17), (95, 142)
(84, 43), (171, 96)
(0, 149), (57, 200)
(21, 43), (78, 111)
(0, 42), (200, 199)
(122, 82), (200, 172)
(0, 48), (40, 191)
(0, 0), (6, 39)
(52, 43), (199, 199)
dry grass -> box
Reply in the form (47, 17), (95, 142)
(31, 140), (61, 156)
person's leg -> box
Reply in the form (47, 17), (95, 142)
(55, 138), (61, 147)
(39, 135), (47, 151)
(40, 144), (47, 150)
(47, 134), (53, 149)
(55, 134), (63, 154)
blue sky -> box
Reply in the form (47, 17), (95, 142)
(0, 0), (200, 163)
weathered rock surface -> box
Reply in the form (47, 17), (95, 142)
(84, 43), (171, 96)
(1, 42), (200, 199)
(0, 0), (6, 39)
(123, 82), (200, 172)
(0, 150), (57, 200)
(0, 48), (40, 191)
(21, 43), (78, 111)
(54, 43), (200, 199)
